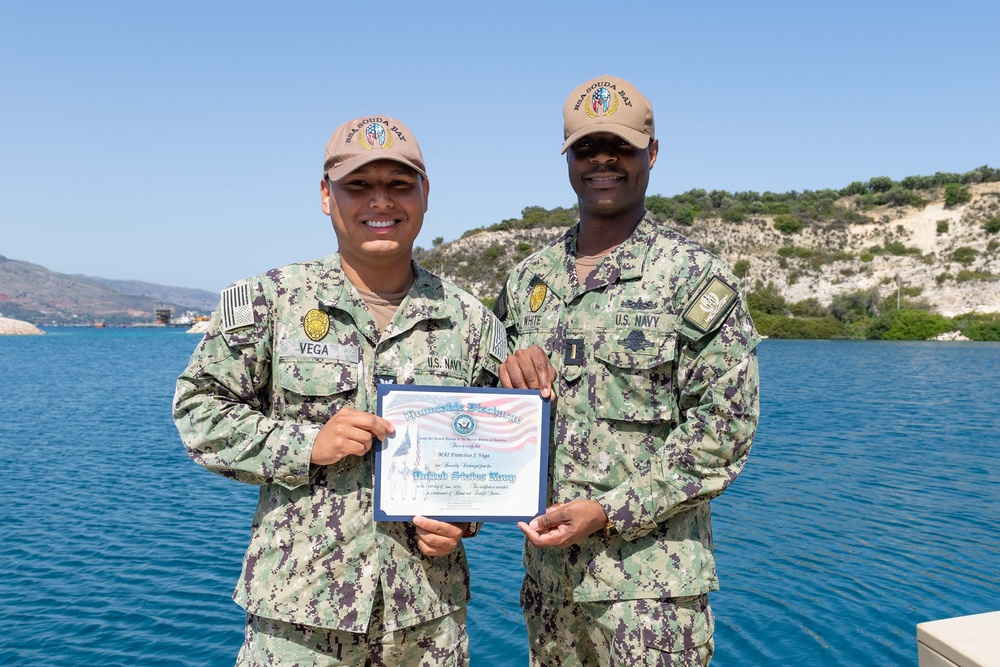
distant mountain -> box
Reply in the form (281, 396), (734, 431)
(0, 256), (218, 326)
(79, 276), (219, 312)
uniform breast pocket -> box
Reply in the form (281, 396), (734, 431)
(593, 331), (678, 423)
(277, 358), (358, 423)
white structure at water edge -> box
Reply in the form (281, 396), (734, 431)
(917, 610), (1000, 666)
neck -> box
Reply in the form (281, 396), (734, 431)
(338, 253), (414, 294)
(576, 207), (645, 256)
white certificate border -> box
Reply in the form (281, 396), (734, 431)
(373, 384), (550, 523)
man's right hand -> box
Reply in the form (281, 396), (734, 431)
(499, 345), (556, 399)
(310, 407), (395, 465)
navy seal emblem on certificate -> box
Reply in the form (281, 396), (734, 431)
(374, 385), (550, 523)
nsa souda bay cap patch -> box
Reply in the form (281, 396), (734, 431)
(324, 116), (427, 182)
(561, 74), (654, 153)
(683, 276), (738, 334)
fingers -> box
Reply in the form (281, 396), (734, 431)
(499, 346), (555, 398)
(311, 408), (396, 466)
(413, 516), (464, 557)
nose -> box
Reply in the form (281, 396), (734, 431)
(369, 186), (394, 208)
(589, 144), (618, 164)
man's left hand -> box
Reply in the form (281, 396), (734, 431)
(518, 500), (608, 548)
(412, 516), (466, 556)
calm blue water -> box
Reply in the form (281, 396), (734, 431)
(1, 331), (997, 666)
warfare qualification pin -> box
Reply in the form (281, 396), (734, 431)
(529, 282), (547, 312)
(303, 309), (330, 341)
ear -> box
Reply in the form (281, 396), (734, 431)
(321, 178), (332, 216)
(421, 176), (430, 213)
(647, 139), (659, 170)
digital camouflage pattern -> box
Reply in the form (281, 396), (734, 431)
(498, 215), (760, 603)
(174, 254), (502, 634)
(522, 576), (713, 666)
(236, 601), (468, 666)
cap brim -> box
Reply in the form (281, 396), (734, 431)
(560, 125), (651, 154)
(325, 154), (427, 182)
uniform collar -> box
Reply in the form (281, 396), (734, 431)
(314, 254), (449, 340)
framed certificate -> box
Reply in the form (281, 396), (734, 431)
(374, 385), (550, 523)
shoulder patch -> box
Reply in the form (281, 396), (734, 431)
(493, 285), (509, 322)
(487, 312), (508, 363)
(221, 282), (255, 333)
(682, 276), (737, 334)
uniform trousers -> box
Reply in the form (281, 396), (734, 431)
(522, 575), (714, 667)
(236, 589), (468, 667)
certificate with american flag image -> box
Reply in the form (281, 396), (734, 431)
(374, 385), (550, 522)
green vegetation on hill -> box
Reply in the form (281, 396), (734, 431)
(413, 167), (1000, 341)
(745, 281), (1000, 341)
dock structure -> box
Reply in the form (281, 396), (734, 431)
(154, 307), (172, 325)
(917, 610), (1000, 666)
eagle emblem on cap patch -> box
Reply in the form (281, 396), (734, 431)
(586, 87), (620, 118)
(359, 122), (394, 150)
(304, 309), (330, 341)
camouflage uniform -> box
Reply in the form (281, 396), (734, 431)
(174, 254), (503, 657)
(496, 215), (760, 664)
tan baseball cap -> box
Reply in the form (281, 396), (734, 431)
(561, 75), (654, 153)
(323, 116), (427, 182)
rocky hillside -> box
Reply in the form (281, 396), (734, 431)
(0, 256), (218, 325)
(417, 182), (1000, 319)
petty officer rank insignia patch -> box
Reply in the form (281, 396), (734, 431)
(683, 276), (738, 334)
(303, 308), (330, 341)
(529, 281), (547, 312)
(221, 282), (254, 333)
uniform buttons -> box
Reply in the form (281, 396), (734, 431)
(284, 475), (298, 483)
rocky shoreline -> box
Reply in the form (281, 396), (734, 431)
(0, 317), (44, 335)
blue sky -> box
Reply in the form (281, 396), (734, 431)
(1, 1), (997, 292)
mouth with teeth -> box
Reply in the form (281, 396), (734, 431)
(584, 172), (626, 186)
(364, 219), (400, 229)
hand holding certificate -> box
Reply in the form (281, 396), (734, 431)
(374, 385), (550, 523)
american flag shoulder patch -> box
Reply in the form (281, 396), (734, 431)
(488, 313), (508, 363)
(221, 281), (255, 333)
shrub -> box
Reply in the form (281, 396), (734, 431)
(773, 214), (805, 234)
(866, 309), (953, 340)
(733, 259), (750, 279)
(790, 298), (828, 317)
(944, 183), (971, 207)
(482, 244), (503, 262)
(753, 314), (846, 339)
(830, 289), (882, 323)
(956, 270), (993, 282)
(748, 281), (787, 316)
(984, 217), (1000, 234)
(950, 247), (979, 266)
(936, 220), (949, 235)
(860, 252), (875, 262)
(958, 313), (1000, 341)
(883, 241), (922, 256)
(868, 176), (895, 192)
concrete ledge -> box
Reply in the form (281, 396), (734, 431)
(917, 610), (1000, 667)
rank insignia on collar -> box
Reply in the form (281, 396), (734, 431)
(620, 330), (654, 351)
(529, 282), (547, 312)
(683, 276), (738, 334)
(304, 308), (330, 341)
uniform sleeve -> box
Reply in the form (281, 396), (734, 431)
(172, 283), (318, 489)
(597, 286), (761, 542)
(469, 306), (505, 388)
